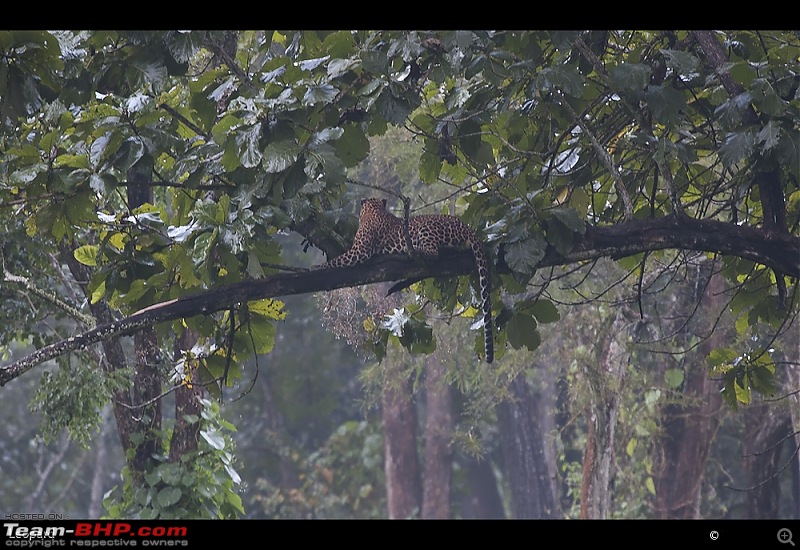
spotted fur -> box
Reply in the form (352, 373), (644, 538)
(325, 198), (494, 363)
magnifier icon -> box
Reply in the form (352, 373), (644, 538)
(778, 528), (795, 546)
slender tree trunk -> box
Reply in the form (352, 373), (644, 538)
(497, 373), (558, 518)
(168, 329), (203, 463)
(383, 372), (422, 519)
(459, 455), (506, 518)
(743, 404), (791, 518)
(654, 369), (722, 518)
(130, 329), (162, 474)
(88, 409), (111, 518)
(580, 308), (630, 519)
(259, 367), (301, 491)
(125, 158), (165, 481)
(789, 337), (800, 519)
(653, 268), (725, 518)
(421, 358), (453, 519)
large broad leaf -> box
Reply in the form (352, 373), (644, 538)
(504, 231), (546, 281)
(166, 31), (201, 64)
(659, 49), (699, 74)
(334, 124), (370, 167)
(550, 207), (586, 233)
(507, 312), (540, 351)
(644, 85), (686, 127)
(714, 92), (752, 127)
(528, 299), (560, 323)
(235, 123), (262, 169)
(610, 63), (651, 93)
(535, 66), (586, 97)
(302, 84), (338, 106)
(74, 244), (99, 266)
(262, 140), (301, 173)
(125, 50), (168, 91)
(719, 129), (757, 167)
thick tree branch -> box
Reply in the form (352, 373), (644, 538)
(2, 216), (797, 385)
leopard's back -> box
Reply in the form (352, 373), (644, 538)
(324, 198), (494, 363)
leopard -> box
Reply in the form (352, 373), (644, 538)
(323, 198), (494, 363)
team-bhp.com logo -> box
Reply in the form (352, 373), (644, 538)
(4, 522), (189, 547)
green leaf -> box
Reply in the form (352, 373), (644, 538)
(200, 429), (226, 450)
(248, 315), (276, 354)
(529, 299), (560, 323)
(90, 279), (106, 304)
(157, 487), (182, 508)
(664, 368), (685, 389)
(399, 319), (436, 355)
(659, 49), (699, 74)
(53, 154), (90, 169)
(74, 244), (99, 266)
(750, 78), (786, 116)
(334, 124), (370, 167)
(610, 63), (651, 93)
(626, 438), (638, 457)
(549, 207), (586, 234)
(419, 150), (442, 184)
(327, 57), (359, 78)
(262, 140), (301, 173)
(360, 49), (387, 74)
(248, 298), (287, 320)
(757, 120), (782, 153)
(504, 231), (546, 280)
(720, 130), (757, 167)
(126, 52), (168, 91)
(644, 85), (686, 126)
(302, 84), (338, 106)
(211, 114), (240, 145)
(166, 31), (200, 64)
(535, 66), (586, 96)
(235, 123), (262, 169)
(507, 312), (539, 350)
(734, 378), (751, 405)
(714, 92), (752, 127)
(645, 477), (656, 495)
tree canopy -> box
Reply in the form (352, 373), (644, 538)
(1, 30), (798, 518)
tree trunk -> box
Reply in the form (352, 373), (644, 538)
(259, 366), (300, 491)
(743, 404), (791, 518)
(129, 329), (162, 475)
(789, 337), (800, 519)
(653, 269), (725, 518)
(421, 358), (453, 519)
(383, 372), (422, 519)
(88, 409), (111, 518)
(168, 329), (203, 463)
(497, 373), (558, 518)
(459, 455), (506, 518)
(580, 308), (630, 519)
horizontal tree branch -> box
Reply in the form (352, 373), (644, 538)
(2, 216), (797, 386)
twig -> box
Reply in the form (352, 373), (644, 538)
(556, 90), (634, 221)
(3, 261), (96, 328)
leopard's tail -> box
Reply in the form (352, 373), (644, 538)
(470, 238), (494, 364)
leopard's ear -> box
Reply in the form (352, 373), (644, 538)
(381, 198), (387, 208)
(361, 199), (367, 205)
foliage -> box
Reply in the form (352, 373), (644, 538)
(103, 399), (243, 519)
(251, 419), (385, 519)
(0, 30), (798, 519)
(30, 361), (129, 447)
(2, 29), (797, 394)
